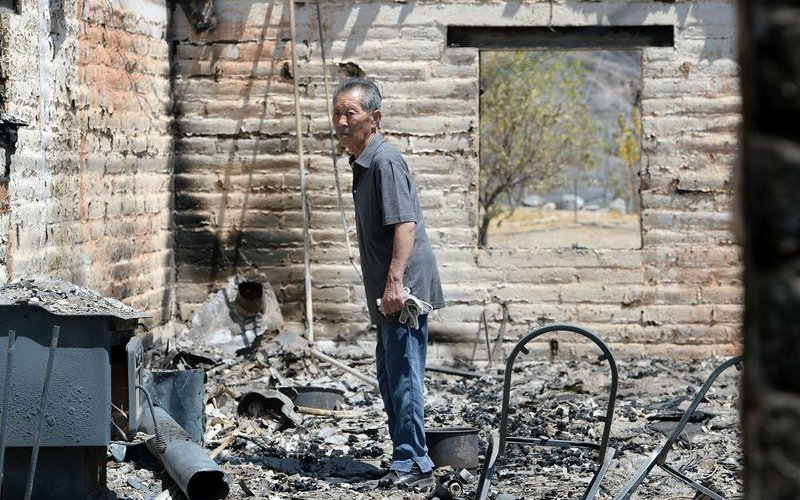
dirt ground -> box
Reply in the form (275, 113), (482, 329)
(104, 332), (743, 500)
(487, 208), (641, 249)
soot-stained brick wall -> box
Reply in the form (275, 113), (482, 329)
(0, 0), (174, 322)
(171, 0), (742, 354)
(0, 1), (742, 352)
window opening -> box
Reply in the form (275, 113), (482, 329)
(479, 49), (643, 249)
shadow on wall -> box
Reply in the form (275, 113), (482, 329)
(171, 1), (286, 290)
(568, 1), (734, 63)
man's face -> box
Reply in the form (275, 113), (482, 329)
(333, 90), (380, 154)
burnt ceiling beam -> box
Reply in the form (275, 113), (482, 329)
(447, 25), (674, 50)
(176, 0), (217, 33)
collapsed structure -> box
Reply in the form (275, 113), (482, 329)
(0, 0), (741, 354)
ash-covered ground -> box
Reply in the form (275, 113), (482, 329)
(106, 330), (742, 500)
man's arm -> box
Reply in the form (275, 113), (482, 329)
(381, 221), (416, 315)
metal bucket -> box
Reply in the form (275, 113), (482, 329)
(425, 427), (480, 470)
(278, 386), (345, 411)
(234, 281), (264, 317)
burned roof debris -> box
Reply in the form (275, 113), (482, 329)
(106, 325), (743, 500)
(0, 278), (150, 319)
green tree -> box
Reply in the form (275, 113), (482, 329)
(479, 51), (601, 247)
(613, 106), (642, 214)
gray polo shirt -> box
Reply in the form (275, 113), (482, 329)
(350, 134), (445, 324)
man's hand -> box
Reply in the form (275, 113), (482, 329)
(381, 279), (406, 315)
(382, 221), (416, 315)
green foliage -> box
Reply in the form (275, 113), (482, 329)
(613, 106), (642, 213)
(479, 51), (602, 247)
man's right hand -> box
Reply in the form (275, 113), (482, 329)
(380, 279), (405, 315)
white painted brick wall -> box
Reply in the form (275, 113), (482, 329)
(170, 0), (741, 350)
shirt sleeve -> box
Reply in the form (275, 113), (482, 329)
(376, 160), (419, 226)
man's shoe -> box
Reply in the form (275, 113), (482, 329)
(378, 465), (435, 490)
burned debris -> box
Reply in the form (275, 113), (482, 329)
(0, 279), (148, 499)
(0, 279), (228, 499)
(0, 279), (742, 499)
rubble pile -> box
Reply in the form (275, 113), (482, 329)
(106, 333), (743, 500)
(0, 278), (148, 318)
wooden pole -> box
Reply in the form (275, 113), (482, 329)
(288, 0), (314, 343)
(309, 348), (379, 391)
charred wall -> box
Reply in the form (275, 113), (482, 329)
(77, 0), (174, 321)
(0, 0), (174, 322)
(171, 0), (742, 352)
(0, 0), (740, 350)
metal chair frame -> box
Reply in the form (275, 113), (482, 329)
(475, 429), (500, 500)
(475, 323), (619, 500)
(613, 355), (743, 500)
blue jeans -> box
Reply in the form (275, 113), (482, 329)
(375, 314), (434, 473)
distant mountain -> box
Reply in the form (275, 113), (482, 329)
(553, 50), (642, 207)
(572, 50), (642, 115)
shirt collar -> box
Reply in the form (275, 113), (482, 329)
(350, 133), (385, 169)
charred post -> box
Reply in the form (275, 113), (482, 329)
(740, 0), (800, 497)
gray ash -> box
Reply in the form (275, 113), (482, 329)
(0, 278), (148, 319)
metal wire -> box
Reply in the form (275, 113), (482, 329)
(314, 0), (363, 283)
(136, 384), (166, 454)
(288, 0), (315, 343)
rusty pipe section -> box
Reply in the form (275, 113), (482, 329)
(234, 281), (264, 317)
(139, 405), (229, 500)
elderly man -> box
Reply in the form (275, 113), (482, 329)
(332, 77), (445, 490)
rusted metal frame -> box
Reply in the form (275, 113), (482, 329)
(611, 448), (660, 500)
(490, 306), (508, 366)
(469, 310), (492, 367)
(475, 430), (500, 500)
(494, 323), (618, 500)
(470, 307), (509, 370)
(506, 436), (601, 450)
(425, 363), (503, 380)
(612, 355), (743, 500)
(0, 330), (16, 491)
(657, 355), (743, 462)
(586, 446), (617, 500)
(659, 463), (726, 500)
(24, 325), (60, 500)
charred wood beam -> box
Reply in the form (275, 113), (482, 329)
(740, 0), (800, 498)
(0, 113), (26, 151)
(176, 0), (217, 33)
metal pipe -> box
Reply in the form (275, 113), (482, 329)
(288, 0), (314, 343)
(234, 281), (264, 318)
(314, 0), (363, 282)
(139, 405), (229, 500)
(24, 325), (60, 500)
(0, 330), (16, 491)
(309, 347), (379, 390)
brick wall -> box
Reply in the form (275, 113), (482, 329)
(0, 0), (174, 322)
(0, 0), (742, 351)
(171, 0), (743, 352)
(77, 0), (174, 321)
